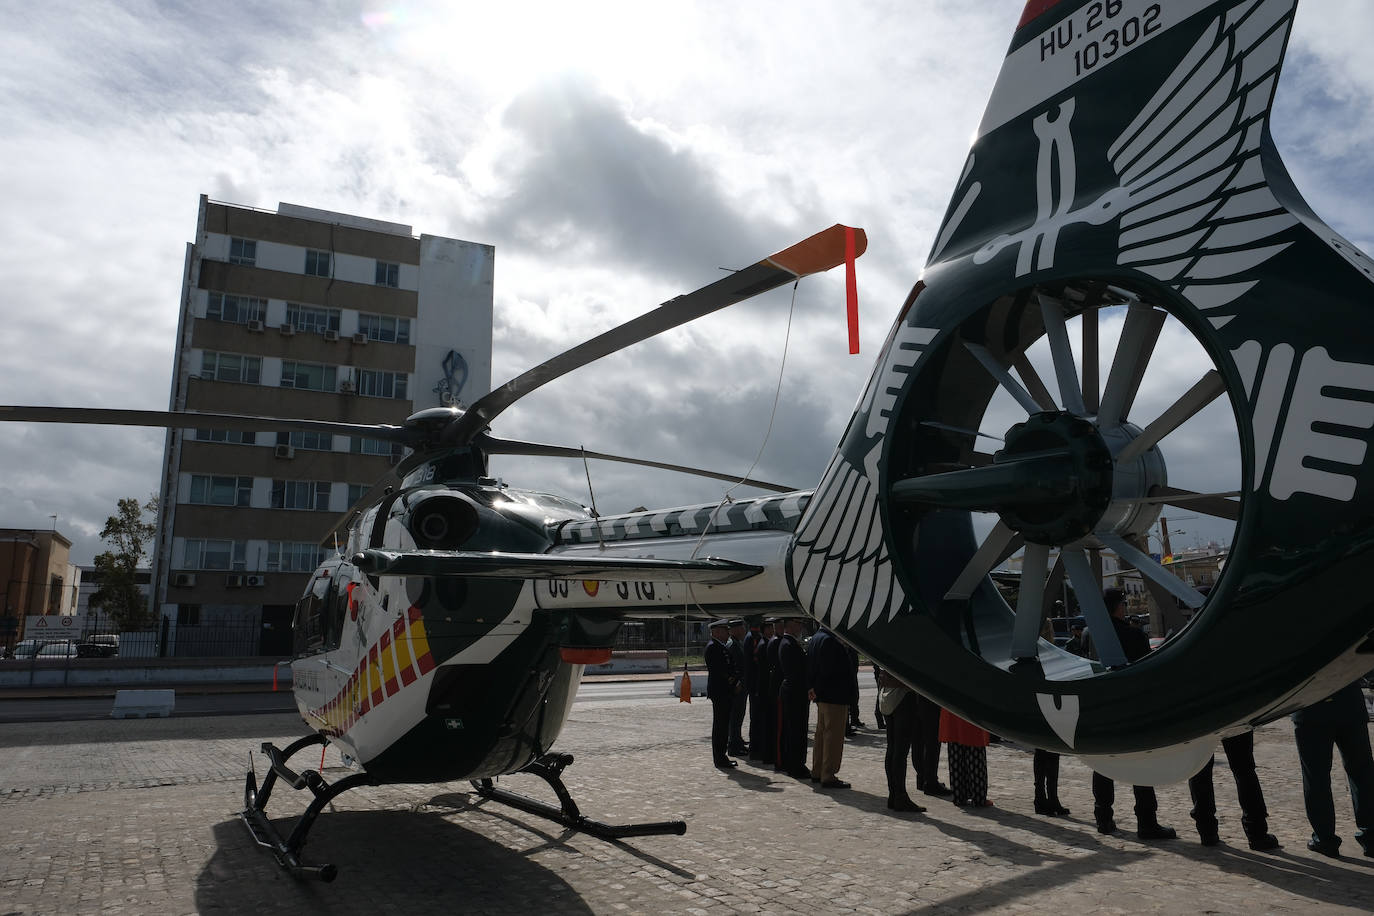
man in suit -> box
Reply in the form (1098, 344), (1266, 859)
(1091, 588), (1177, 840)
(1291, 678), (1374, 857)
(808, 626), (856, 788)
(705, 619), (741, 769)
(777, 616), (812, 779)
(726, 618), (750, 757)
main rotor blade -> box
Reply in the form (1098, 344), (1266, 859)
(476, 434), (798, 493)
(0, 406), (412, 443)
(446, 224), (867, 445)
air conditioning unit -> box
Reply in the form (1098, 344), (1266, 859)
(324, 329), (339, 342)
(352, 333), (369, 345)
(278, 324), (296, 336)
(245, 575), (265, 587)
(275, 444), (295, 459)
(338, 379), (355, 394)
(172, 572), (197, 588)
(247, 319), (265, 332)
(225, 575), (245, 588)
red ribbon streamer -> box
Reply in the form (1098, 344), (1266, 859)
(845, 226), (859, 354)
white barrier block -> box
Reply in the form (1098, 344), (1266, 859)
(111, 689), (176, 719)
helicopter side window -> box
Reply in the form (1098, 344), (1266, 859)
(293, 591), (325, 655)
(324, 584), (349, 652)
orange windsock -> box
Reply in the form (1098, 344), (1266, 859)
(679, 669), (692, 704)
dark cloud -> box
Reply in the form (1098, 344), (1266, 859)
(475, 79), (803, 284)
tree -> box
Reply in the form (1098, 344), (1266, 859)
(90, 496), (158, 631)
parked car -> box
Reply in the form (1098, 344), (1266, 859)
(77, 635), (119, 658)
(9, 638), (47, 659)
(35, 639), (79, 658)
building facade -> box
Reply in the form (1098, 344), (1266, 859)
(0, 529), (75, 651)
(152, 197), (493, 653)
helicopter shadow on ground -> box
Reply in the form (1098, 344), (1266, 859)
(198, 806), (596, 915)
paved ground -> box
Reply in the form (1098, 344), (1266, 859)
(1, 684), (1371, 915)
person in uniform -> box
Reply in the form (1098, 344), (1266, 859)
(765, 618), (786, 770)
(726, 618), (750, 757)
(913, 693), (951, 797)
(704, 619), (741, 769)
(776, 616), (812, 779)
(744, 619), (770, 761)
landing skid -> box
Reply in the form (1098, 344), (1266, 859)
(240, 734), (375, 882)
(473, 752), (687, 840)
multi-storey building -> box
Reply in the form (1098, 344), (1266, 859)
(152, 197), (493, 654)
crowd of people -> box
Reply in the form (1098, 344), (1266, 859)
(700, 591), (1374, 857)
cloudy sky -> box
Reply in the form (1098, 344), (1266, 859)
(2, 0), (1372, 566)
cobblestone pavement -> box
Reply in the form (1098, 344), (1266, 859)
(1, 686), (1371, 915)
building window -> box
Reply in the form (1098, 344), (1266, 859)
(206, 292), (266, 324)
(201, 351), (262, 384)
(266, 541), (327, 573)
(182, 539), (246, 571)
(357, 313), (411, 344)
(285, 303), (341, 335)
(355, 368), (408, 400)
(271, 479), (332, 511)
(48, 575), (64, 614)
(350, 437), (396, 457)
(280, 360), (337, 392)
(229, 238), (257, 266)
(305, 249), (332, 277)
(276, 430), (333, 451)
(189, 474), (253, 507)
(347, 483), (370, 507)
(194, 428), (256, 445)
(177, 604), (201, 626)
(375, 261), (400, 287)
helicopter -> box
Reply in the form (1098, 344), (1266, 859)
(6, 0), (1374, 883)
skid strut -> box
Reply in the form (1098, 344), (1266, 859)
(240, 734), (375, 882)
(473, 752), (686, 839)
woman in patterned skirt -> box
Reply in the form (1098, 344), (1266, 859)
(939, 708), (992, 807)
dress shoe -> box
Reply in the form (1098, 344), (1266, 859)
(1307, 837), (1341, 857)
(1247, 833), (1280, 851)
(1137, 824), (1178, 841)
(820, 778), (851, 789)
(1198, 829), (1220, 847)
(714, 758), (738, 769)
(923, 783), (953, 797)
(1096, 818), (1118, 835)
(887, 797), (926, 812)
(1034, 798), (1070, 817)
(787, 767), (812, 780)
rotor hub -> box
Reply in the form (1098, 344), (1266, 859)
(994, 411), (1114, 545)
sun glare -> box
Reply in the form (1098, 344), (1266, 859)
(363, 2), (694, 99)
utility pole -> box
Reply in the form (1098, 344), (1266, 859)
(1158, 516), (1174, 559)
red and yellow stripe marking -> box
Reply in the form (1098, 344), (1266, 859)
(307, 595), (440, 736)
